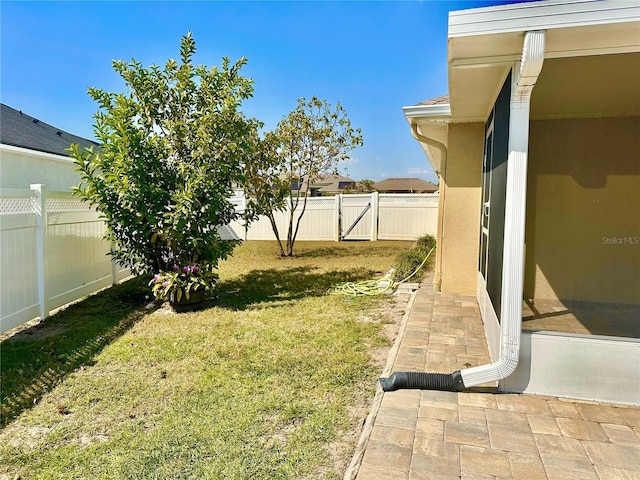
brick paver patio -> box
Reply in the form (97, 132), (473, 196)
(346, 273), (640, 480)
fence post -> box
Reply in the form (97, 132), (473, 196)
(112, 259), (119, 286)
(370, 192), (379, 241)
(334, 194), (341, 241)
(30, 184), (48, 320)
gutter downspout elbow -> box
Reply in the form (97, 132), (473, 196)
(410, 122), (447, 293)
(381, 30), (545, 393)
(409, 122), (447, 169)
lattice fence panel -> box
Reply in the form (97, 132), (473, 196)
(46, 192), (94, 213)
(303, 197), (336, 208)
(379, 194), (439, 207)
(0, 196), (36, 215)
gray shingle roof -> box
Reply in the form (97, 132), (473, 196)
(0, 103), (98, 156)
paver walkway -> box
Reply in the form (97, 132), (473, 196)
(347, 273), (640, 480)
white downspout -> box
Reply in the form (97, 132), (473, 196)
(409, 123), (447, 292)
(460, 30), (545, 388)
(381, 30), (546, 393)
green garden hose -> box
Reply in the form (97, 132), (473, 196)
(332, 244), (436, 297)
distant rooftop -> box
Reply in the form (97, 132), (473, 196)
(374, 177), (438, 193)
(0, 103), (98, 156)
(314, 174), (356, 194)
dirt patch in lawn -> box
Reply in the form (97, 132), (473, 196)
(360, 290), (413, 368)
(323, 289), (414, 478)
(0, 317), (69, 343)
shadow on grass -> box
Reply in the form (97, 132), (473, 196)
(0, 277), (154, 427)
(215, 266), (381, 310)
(0, 266), (382, 426)
(294, 242), (403, 259)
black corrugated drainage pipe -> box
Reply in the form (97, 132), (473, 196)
(380, 371), (465, 392)
(380, 30), (545, 394)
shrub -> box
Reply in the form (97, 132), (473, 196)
(70, 33), (258, 300)
(149, 263), (217, 303)
(392, 234), (437, 283)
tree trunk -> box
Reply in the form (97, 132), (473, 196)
(267, 212), (286, 257)
(286, 191), (309, 257)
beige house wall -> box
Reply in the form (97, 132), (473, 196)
(440, 122), (484, 295)
(525, 116), (640, 304)
(0, 147), (80, 191)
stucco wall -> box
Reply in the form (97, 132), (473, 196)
(525, 117), (640, 304)
(441, 122), (484, 295)
(0, 146), (80, 191)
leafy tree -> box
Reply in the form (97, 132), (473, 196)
(249, 96), (362, 257)
(241, 131), (290, 256)
(359, 179), (376, 192)
(70, 33), (258, 298)
(345, 178), (375, 193)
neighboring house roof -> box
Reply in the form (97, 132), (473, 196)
(291, 173), (356, 195)
(374, 177), (438, 193)
(0, 103), (98, 156)
(312, 174), (356, 194)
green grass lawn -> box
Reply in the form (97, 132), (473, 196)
(0, 240), (413, 479)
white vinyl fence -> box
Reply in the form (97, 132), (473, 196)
(228, 192), (439, 242)
(377, 194), (439, 240)
(0, 185), (130, 334)
(0, 188), (437, 334)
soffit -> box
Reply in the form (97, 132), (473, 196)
(447, 1), (640, 121)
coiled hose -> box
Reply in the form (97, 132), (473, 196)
(332, 244), (436, 297)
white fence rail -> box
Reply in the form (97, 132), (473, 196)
(0, 185), (130, 334)
(229, 192), (439, 242)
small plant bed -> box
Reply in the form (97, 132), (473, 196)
(392, 234), (437, 283)
(1, 240), (415, 479)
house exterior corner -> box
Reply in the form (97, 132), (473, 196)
(403, 0), (640, 405)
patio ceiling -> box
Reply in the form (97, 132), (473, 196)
(448, 12), (640, 122)
(531, 52), (640, 119)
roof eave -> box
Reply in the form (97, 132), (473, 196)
(448, 0), (640, 38)
(402, 103), (452, 120)
(0, 142), (77, 163)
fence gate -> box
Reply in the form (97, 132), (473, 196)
(228, 192), (438, 242)
(340, 194), (375, 240)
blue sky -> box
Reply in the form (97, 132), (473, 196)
(2, 1), (517, 183)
